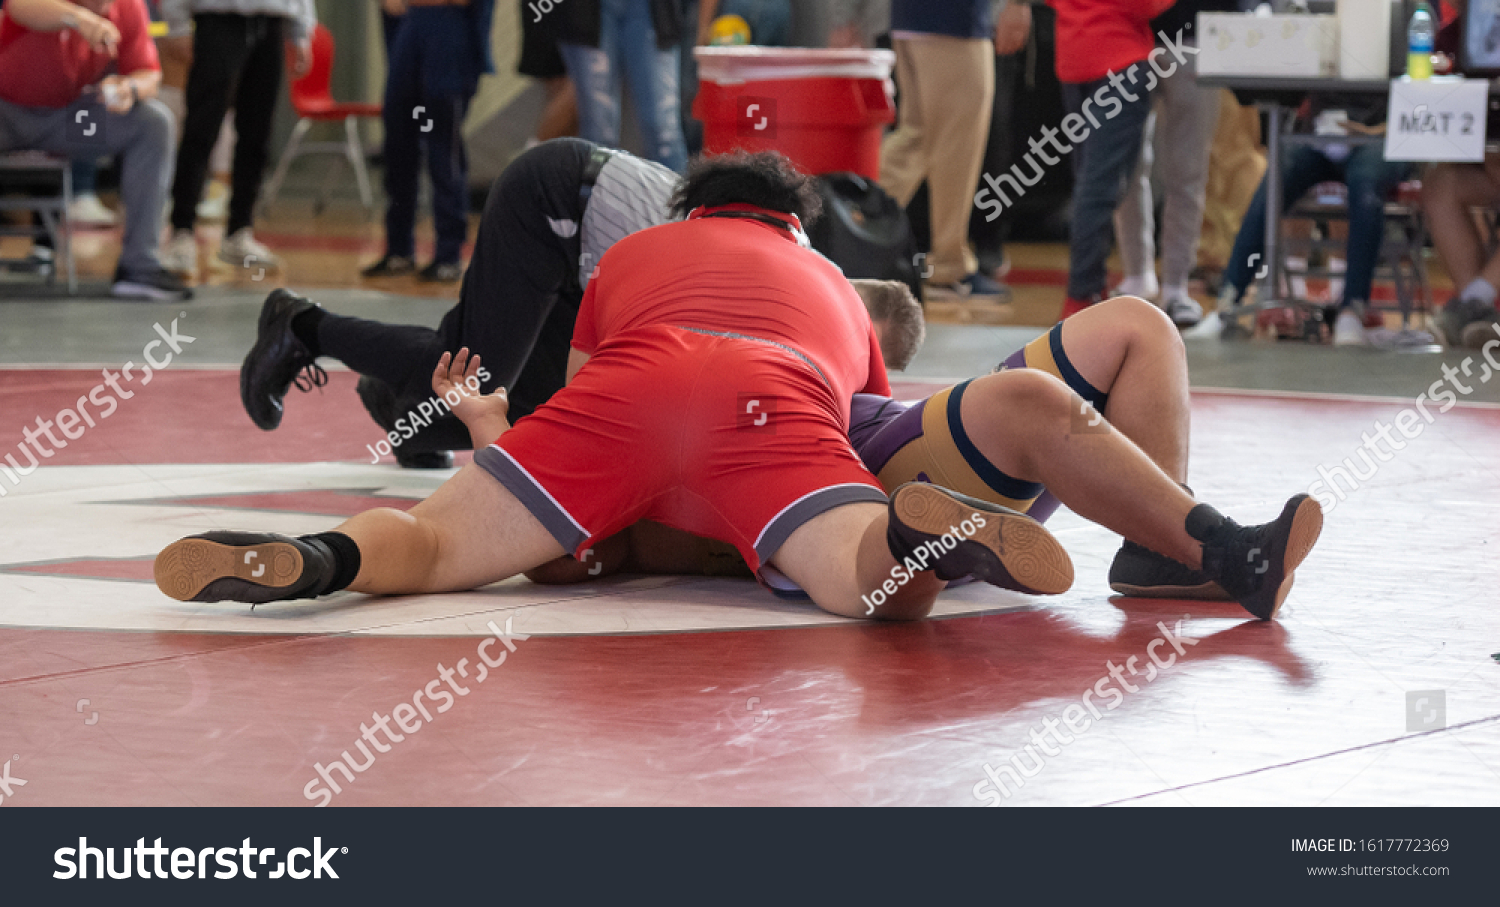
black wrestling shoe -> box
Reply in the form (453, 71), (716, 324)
(154, 531), (336, 604)
(1187, 495), (1323, 621)
(360, 254), (415, 278)
(886, 482), (1074, 595)
(1108, 540), (1231, 600)
(240, 289), (327, 430)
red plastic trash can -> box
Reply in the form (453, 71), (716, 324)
(692, 47), (896, 180)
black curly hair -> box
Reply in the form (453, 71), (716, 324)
(668, 150), (822, 224)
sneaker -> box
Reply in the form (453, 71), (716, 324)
(240, 289), (326, 430)
(219, 227), (282, 272)
(24, 243), (54, 275)
(1111, 273), (1159, 299)
(1437, 295), (1498, 347)
(1459, 315), (1500, 349)
(360, 254), (415, 278)
(1186, 495), (1323, 620)
(1219, 306), (1253, 340)
(154, 530), (335, 604)
(1331, 307), (1368, 346)
(1161, 292), (1203, 328)
(418, 260), (464, 283)
(886, 482), (1074, 594)
(1108, 540), (1230, 600)
(111, 266), (193, 301)
(67, 192), (117, 227)
(926, 271), (1010, 301)
(160, 229), (198, 279)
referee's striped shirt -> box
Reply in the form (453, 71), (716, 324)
(579, 152), (679, 288)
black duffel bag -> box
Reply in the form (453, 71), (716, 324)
(807, 172), (924, 304)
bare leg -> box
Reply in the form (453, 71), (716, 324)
(769, 502), (945, 621)
(1421, 158), (1500, 290)
(961, 369), (1201, 567)
(337, 464), (565, 593)
(1053, 295), (1191, 483)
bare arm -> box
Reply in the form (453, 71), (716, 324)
(432, 349), (512, 449)
(565, 348), (590, 385)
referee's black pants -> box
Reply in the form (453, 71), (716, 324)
(316, 138), (597, 451)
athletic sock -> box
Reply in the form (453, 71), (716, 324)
(301, 530), (361, 595)
(291, 306), (326, 357)
(1460, 277), (1498, 307)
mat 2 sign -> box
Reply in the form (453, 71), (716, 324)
(1384, 78), (1487, 162)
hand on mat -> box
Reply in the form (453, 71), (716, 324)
(432, 348), (510, 448)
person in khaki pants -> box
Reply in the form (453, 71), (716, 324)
(880, 0), (1023, 301)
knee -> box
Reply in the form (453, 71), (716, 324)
(132, 98), (175, 151)
(1113, 295), (1185, 359)
(974, 368), (1075, 426)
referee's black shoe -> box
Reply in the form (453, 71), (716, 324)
(241, 289), (326, 430)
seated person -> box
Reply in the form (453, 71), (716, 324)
(1420, 0), (1500, 348)
(1210, 94), (1411, 346)
(0, 0), (190, 300)
(156, 153), (1323, 623)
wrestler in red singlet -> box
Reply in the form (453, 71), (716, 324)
(473, 204), (891, 573)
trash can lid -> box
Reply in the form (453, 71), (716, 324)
(693, 46), (896, 84)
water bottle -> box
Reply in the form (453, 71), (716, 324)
(1408, 2), (1435, 80)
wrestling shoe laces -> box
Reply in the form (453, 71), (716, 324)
(1186, 495), (1323, 620)
(241, 289), (326, 430)
(293, 361), (328, 393)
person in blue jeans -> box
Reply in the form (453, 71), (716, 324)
(1216, 100), (1412, 345)
(556, 0), (688, 173)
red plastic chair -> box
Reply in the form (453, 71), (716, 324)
(261, 24), (382, 216)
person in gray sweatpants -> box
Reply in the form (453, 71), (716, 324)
(0, 0), (190, 300)
(1111, 0), (1233, 328)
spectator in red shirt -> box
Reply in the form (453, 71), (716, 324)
(0, 0), (190, 299)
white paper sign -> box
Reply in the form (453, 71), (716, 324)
(1384, 77), (1488, 162)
